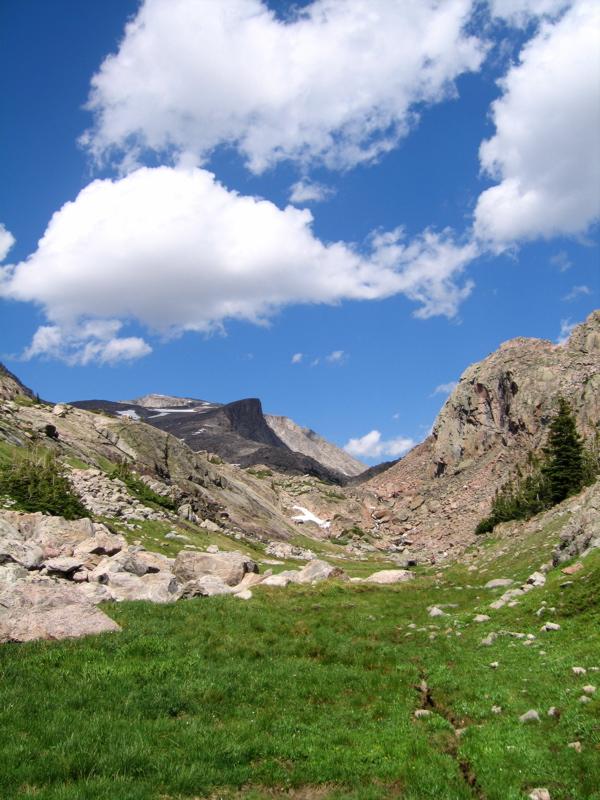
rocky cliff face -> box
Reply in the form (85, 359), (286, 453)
(0, 363), (33, 402)
(265, 415), (365, 477)
(359, 311), (600, 558)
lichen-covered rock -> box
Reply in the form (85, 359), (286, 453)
(363, 569), (414, 584)
(173, 550), (258, 586)
(0, 579), (120, 642)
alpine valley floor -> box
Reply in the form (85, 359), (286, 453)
(1, 493), (599, 800)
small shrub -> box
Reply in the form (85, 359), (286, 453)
(0, 448), (88, 519)
(109, 461), (176, 511)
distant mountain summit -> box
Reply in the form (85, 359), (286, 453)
(71, 393), (362, 483)
(265, 415), (365, 477)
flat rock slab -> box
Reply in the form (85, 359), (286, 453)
(485, 578), (514, 589)
(364, 569), (414, 585)
(0, 580), (120, 643)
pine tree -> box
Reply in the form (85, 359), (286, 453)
(542, 397), (585, 504)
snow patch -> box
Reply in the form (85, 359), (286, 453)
(291, 505), (331, 529)
(116, 409), (140, 420)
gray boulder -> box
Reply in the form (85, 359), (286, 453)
(173, 550), (258, 586)
(0, 579), (120, 643)
(363, 569), (414, 585)
(296, 559), (347, 584)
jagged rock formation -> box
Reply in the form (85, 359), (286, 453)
(358, 311), (600, 558)
(265, 414), (365, 477)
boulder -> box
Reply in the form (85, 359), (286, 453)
(265, 541), (315, 561)
(0, 537), (44, 570)
(296, 560), (347, 584)
(484, 578), (514, 589)
(173, 550), (258, 586)
(261, 574), (293, 588)
(44, 556), (86, 576)
(104, 572), (180, 603)
(363, 569), (414, 585)
(0, 562), (28, 589)
(0, 579), (120, 642)
(179, 575), (232, 598)
(73, 527), (126, 557)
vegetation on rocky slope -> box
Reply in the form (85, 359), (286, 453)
(0, 447), (89, 520)
(476, 399), (599, 534)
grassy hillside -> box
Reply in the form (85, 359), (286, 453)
(1, 510), (598, 799)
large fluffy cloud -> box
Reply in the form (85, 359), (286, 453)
(344, 430), (416, 460)
(0, 166), (477, 363)
(474, 0), (600, 245)
(82, 0), (485, 172)
(490, 0), (572, 24)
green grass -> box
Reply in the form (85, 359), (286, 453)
(1, 507), (599, 799)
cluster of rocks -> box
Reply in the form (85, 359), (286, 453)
(68, 468), (167, 521)
(1, 510), (413, 643)
(486, 570), (547, 610)
(264, 541), (315, 561)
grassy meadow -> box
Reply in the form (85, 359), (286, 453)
(1, 516), (599, 800)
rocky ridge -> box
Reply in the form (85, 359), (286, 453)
(353, 311), (600, 558)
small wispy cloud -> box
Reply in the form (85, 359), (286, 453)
(550, 251), (572, 272)
(325, 349), (347, 365)
(431, 381), (458, 396)
(344, 430), (416, 460)
(562, 285), (592, 302)
(291, 352), (303, 364)
(557, 318), (579, 345)
(289, 179), (335, 205)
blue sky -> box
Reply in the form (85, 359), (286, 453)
(1, 0), (598, 462)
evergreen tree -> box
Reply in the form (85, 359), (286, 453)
(542, 397), (585, 505)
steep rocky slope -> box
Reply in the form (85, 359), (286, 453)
(356, 310), (599, 559)
(265, 414), (365, 477)
(0, 362), (33, 402)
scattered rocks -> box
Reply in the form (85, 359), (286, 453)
(489, 661), (499, 669)
(265, 541), (315, 561)
(541, 622), (561, 632)
(567, 741), (582, 752)
(484, 578), (514, 589)
(582, 684), (596, 695)
(474, 614), (490, 622)
(528, 789), (550, 800)
(414, 709), (431, 719)
(481, 633), (497, 646)
(572, 666), (587, 675)
(561, 562), (583, 575)
(519, 709), (540, 724)
(428, 606), (446, 618)
(363, 569), (414, 584)
(491, 705), (502, 714)
(547, 707), (560, 718)
(579, 696), (591, 704)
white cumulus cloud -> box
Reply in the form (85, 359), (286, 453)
(291, 352), (303, 364)
(82, 0), (485, 173)
(556, 317), (579, 344)
(344, 429), (416, 460)
(0, 166), (478, 364)
(22, 321), (152, 366)
(490, 0), (572, 24)
(0, 224), (15, 262)
(474, 0), (600, 246)
(289, 179), (335, 205)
